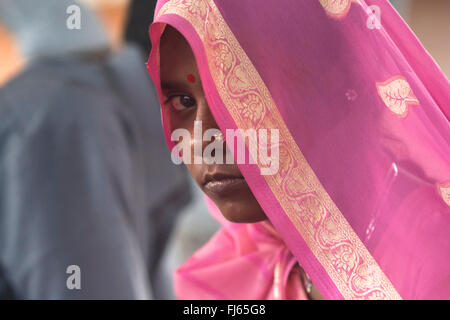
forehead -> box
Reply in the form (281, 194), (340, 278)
(160, 26), (197, 80)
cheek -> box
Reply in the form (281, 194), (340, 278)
(168, 108), (196, 133)
(185, 163), (204, 186)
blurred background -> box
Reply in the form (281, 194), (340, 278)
(0, 0), (448, 300)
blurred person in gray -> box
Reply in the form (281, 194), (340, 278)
(124, 0), (157, 58)
(0, 0), (192, 299)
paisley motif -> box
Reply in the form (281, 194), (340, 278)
(437, 181), (450, 206)
(376, 76), (420, 118)
(318, 0), (359, 19)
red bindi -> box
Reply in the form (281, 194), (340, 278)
(187, 74), (195, 83)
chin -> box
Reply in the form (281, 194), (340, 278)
(223, 214), (268, 223)
(217, 200), (268, 223)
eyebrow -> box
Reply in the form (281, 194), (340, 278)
(161, 80), (192, 92)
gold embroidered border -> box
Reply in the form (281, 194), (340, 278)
(157, 0), (402, 300)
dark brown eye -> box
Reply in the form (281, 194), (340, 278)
(170, 95), (197, 111)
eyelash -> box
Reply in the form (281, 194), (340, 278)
(164, 94), (197, 111)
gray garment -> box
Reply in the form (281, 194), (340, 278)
(154, 178), (220, 299)
(0, 45), (191, 299)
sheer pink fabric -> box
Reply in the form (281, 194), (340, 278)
(147, 0), (450, 299)
(174, 196), (308, 299)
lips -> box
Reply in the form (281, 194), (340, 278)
(202, 172), (246, 196)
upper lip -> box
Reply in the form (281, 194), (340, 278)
(202, 172), (244, 186)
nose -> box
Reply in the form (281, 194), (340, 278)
(196, 97), (218, 132)
(192, 98), (224, 161)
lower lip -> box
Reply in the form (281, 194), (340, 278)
(204, 177), (246, 196)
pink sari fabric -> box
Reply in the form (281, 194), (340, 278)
(174, 196), (308, 300)
(147, 0), (450, 299)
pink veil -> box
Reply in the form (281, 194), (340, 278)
(147, 0), (450, 299)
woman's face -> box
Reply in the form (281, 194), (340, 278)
(159, 26), (267, 223)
